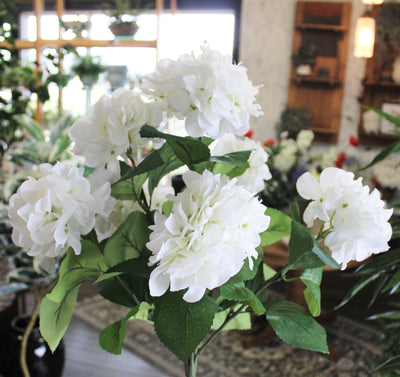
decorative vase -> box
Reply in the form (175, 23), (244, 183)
(0, 315), (65, 377)
(107, 65), (128, 91)
(108, 21), (139, 38)
(392, 56), (400, 83)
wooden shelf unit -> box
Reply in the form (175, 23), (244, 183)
(0, 0), (170, 120)
(287, 1), (351, 143)
(359, 4), (400, 146)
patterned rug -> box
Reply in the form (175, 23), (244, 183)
(74, 294), (385, 377)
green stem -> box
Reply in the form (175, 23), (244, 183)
(197, 304), (246, 357)
(20, 284), (48, 377)
(115, 275), (140, 306)
(255, 267), (284, 297)
(184, 352), (198, 377)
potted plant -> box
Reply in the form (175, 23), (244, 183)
(375, 4), (400, 82)
(276, 104), (313, 139)
(103, 0), (143, 37)
(71, 53), (106, 88)
(292, 43), (317, 76)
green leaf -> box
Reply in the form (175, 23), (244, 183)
(371, 355), (400, 373)
(360, 139), (400, 170)
(40, 286), (79, 352)
(94, 272), (122, 283)
(363, 105), (400, 128)
(99, 307), (139, 355)
(147, 144), (184, 196)
(303, 288), (320, 317)
(335, 272), (381, 309)
(153, 292), (219, 361)
(301, 267), (323, 317)
(383, 269), (400, 294)
(263, 263), (277, 281)
(162, 200), (174, 216)
(47, 241), (108, 303)
(49, 134), (71, 162)
(289, 203), (301, 222)
(355, 247), (400, 275)
(212, 307), (251, 330)
(210, 150), (252, 167)
(368, 310), (400, 321)
(40, 241), (108, 351)
(260, 208), (292, 246)
(111, 172), (147, 202)
(212, 161), (248, 179)
(13, 114), (44, 141)
(266, 300), (328, 353)
(111, 180), (136, 201)
(108, 257), (153, 278)
(140, 125), (210, 167)
(226, 247), (263, 284)
(104, 211), (150, 267)
(285, 221), (339, 274)
(220, 282), (266, 315)
(97, 275), (147, 308)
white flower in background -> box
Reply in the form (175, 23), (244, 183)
(319, 146), (337, 169)
(143, 180), (175, 213)
(373, 156), (400, 189)
(210, 133), (271, 193)
(296, 167), (393, 269)
(69, 88), (162, 170)
(8, 162), (113, 271)
(273, 139), (298, 173)
(296, 130), (314, 151)
(147, 170), (270, 302)
(95, 199), (141, 242)
(142, 46), (263, 138)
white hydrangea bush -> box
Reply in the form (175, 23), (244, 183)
(8, 162), (114, 271)
(147, 170), (270, 302)
(142, 46), (263, 138)
(296, 167), (393, 268)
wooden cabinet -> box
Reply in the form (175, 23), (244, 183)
(288, 1), (351, 143)
(359, 4), (400, 146)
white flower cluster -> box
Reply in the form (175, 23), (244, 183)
(273, 138), (298, 173)
(8, 163), (114, 271)
(372, 156), (400, 189)
(69, 88), (162, 172)
(297, 167), (393, 269)
(273, 130), (314, 173)
(210, 133), (271, 193)
(142, 46), (263, 138)
(296, 129), (314, 151)
(147, 170), (270, 302)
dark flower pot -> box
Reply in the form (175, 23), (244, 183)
(0, 315), (65, 377)
(109, 21), (139, 37)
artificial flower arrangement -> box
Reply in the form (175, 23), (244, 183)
(7, 46), (394, 377)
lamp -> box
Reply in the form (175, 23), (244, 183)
(354, 15), (376, 58)
(362, 0), (383, 4)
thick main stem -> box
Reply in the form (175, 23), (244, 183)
(184, 352), (198, 377)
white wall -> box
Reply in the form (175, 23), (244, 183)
(239, 0), (370, 148)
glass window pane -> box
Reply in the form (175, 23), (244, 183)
(158, 12), (235, 59)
